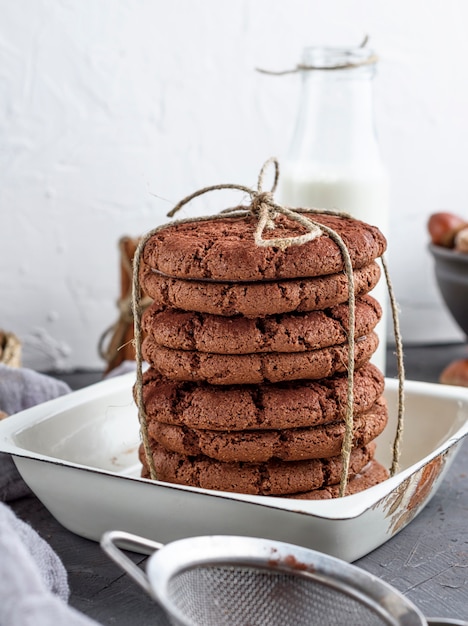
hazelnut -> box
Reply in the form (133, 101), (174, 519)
(454, 226), (468, 253)
(440, 358), (468, 386)
(427, 212), (466, 247)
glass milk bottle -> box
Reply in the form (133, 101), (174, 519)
(279, 45), (389, 373)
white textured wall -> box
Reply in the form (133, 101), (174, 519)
(1, 0), (466, 371)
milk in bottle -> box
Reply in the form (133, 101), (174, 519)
(279, 45), (389, 373)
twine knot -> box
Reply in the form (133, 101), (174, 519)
(250, 191), (277, 229)
(251, 190), (275, 214)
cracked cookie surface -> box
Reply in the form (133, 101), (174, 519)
(140, 442), (376, 496)
(142, 294), (382, 354)
(148, 396), (387, 462)
(142, 331), (379, 385)
(140, 261), (381, 317)
(142, 213), (386, 281)
(283, 459), (389, 500)
(140, 362), (385, 430)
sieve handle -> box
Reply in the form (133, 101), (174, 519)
(100, 530), (163, 596)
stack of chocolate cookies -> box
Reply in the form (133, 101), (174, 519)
(137, 212), (390, 499)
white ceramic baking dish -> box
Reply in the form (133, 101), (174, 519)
(0, 372), (467, 562)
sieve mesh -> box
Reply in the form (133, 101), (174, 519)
(165, 564), (393, 626)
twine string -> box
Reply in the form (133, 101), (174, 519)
(132, 157), (404, 494)
(255, 54), (379, 76)
(381, 255), (405, 475)
(316, 223), (356, 497)
(256, 35), (377, 76)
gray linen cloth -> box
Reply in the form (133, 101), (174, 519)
(0, 363), (71, 501)
(0, 364), (101, 625)
(0, 501), (99, 625)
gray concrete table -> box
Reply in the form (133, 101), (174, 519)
(9, 343), (468, 624)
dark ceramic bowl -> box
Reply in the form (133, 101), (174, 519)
(429, 243), (468, 337)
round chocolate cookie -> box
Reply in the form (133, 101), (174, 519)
(141, 331), (379, 385)
(142, 294), (382, 355)
(142, 213), (386, 282)
(140, 442), (376, 496)
(140, 261), (381, 317)
(140, 363), (385, 431)
(148, 396), (387, 462)
(283, 459), (389, 500)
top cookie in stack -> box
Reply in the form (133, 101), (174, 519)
(136, 209), (389, 499)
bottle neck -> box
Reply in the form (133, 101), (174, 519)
(287, 48), (383, 173)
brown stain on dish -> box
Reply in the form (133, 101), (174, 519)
(381, 451), (450, 533)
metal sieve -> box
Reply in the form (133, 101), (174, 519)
(100, 531), (468, 626)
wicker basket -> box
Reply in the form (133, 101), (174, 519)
(0, 330), (22, 368)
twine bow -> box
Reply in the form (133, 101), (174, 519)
(167, 157), (325, 251)
(132, 158), (405, 498)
